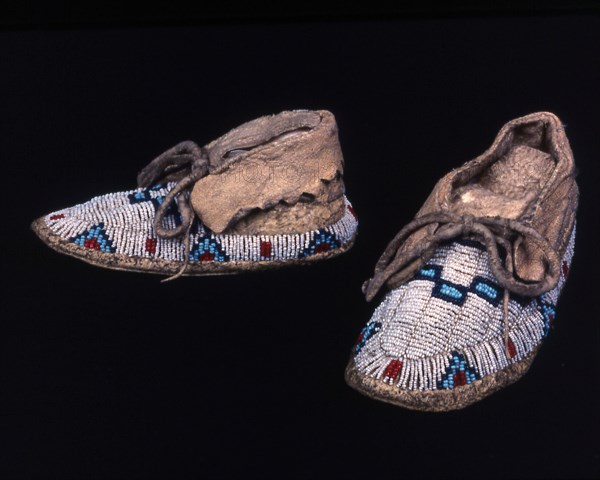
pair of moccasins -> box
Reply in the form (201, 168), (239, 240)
(31, 109), (578, 412)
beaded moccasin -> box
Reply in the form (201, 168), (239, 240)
(345, 112), (578, 412)
(32, 110), (358, 279)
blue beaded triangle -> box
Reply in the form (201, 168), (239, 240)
(70, 223), (116, 253)
(189, 236), (229, 262)
(299, 229), (340, 258)
(437, 352), (480, 390)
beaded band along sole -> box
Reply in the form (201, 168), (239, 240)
(346, 227), (575, 412)
(31, 185), (358, 275)
(344, 347), (538, 412)
(30, 214), (357, 276)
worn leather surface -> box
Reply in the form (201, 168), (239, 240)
(390, 112), (578, 285)
(190, 110), (345, 234)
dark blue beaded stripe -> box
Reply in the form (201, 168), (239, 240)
(414, 264), (510, 308)
(70, 223), (116, 253)
(299, 229), (341, 258)
(189, 236), (229, 262)
(355, 321), (382, 354)
(437, 351), (480, 390)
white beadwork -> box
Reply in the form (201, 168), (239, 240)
(354, 227), (576, 391)
(44, 183), (358, 262)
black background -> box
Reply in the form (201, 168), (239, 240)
(2, 5), (599, 479)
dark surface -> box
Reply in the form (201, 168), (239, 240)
(2, 11), (599, 479)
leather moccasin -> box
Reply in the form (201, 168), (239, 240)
(32, 110), (358, 279)
(345, 112), (578, 411)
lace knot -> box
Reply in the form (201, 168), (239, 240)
(362, 211), (561, 358)
(364, 212), (560, 301)
(137, 141), (210, 281)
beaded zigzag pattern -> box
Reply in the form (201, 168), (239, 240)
(353, 227), (575, 391)
(43, 183), (358, 263)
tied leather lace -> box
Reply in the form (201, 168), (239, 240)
(137, 141), (209, 282)
(362, 212), (561, 356)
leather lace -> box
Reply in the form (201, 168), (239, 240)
(137, 141), (210, 281)
(362, 212), (561, 356)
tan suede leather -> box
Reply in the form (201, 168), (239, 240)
(190, 110), (345, 234)
(382, 112), (578, 289)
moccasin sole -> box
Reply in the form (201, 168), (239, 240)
(344, 348), (538, 412)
